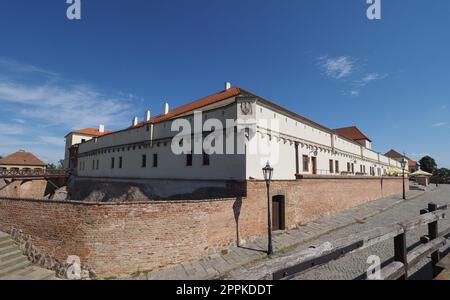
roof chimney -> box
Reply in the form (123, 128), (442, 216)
(163, 102), (169, 115)
(225, 81), (231, 90)
(132, 116), (139, 127)
(145, 110), (151, 122)
(99, 124), (105, 133)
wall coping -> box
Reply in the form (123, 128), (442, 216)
(295, 174), (405, 180)
(0, 196), (240, 207)
(74, 176), (246, 183)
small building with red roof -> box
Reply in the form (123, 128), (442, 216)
(0, 150), (46, 172)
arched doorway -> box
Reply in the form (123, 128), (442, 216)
(272, 195), (286, 231)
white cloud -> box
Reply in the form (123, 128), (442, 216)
(12, 118), (26, 124)
(38, 136), (65, 147)
(318, 56), (387, 97)
(431, 122), (446, 127)
(318, 56), (355, 80)
(348, 72), (387, 96)
(0, 72), (137, 131)
(0, 123), (25, 135)
(0, 59), (141, 164)
(359, 73), (386, 86)
(350, 90), (360, 97)
(0, 57), (59, 78)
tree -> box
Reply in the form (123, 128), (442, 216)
(46, 163), (56, 170)
(419, 156), (437, 174)
(57, 159), (65, 170)
(435, 168), (450, 177)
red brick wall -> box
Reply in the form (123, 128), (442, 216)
(248, 176), (406, 227)
(0, 198), (262, 277)
(0, 176), (406, 277)
(0, 180), (48, 199)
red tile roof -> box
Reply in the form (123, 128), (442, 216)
(385, 149), (403, 159)
(334, 126), (372, 142)
(385, 149), (417, 167)
(68, 86), (379, 150)
(0, 150), (46, 166)
(409, 160), (417, 168)
(68, 128), (112, 137)
(133, 87), (242, 127)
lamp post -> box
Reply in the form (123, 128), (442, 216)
(401, 156), (407, 200)
(262, 162), (274, 256)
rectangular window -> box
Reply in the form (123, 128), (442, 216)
(119, 157), (123, 169)
(96, 160), (99, 170)
(153, 154), (158, 167)
(360, 165), (363, 173)
(329, 160), (334, 174)
(303, 155), (309, 172)
(142, 155), (147, 168)
(351, 163), (355, 174)
(335, 161), (339, 174)
(203, 152), (210, 166)
(111, 157), (115, 169)
(347, 162), (351, 172)
(186, 154), (193, 166)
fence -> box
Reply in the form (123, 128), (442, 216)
(0, 169), (69, 179)
(232, 202), (449, 280)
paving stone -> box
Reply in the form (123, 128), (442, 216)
(133, 187), (441, 280)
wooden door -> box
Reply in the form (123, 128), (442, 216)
(272, 196), (285, 231)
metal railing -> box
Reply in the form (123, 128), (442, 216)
(0, 169), (70, 179)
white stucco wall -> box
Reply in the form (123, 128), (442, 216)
(73, 95), (400, 181)
(245, 102), (401, 180)
(76, 97), (246, 180)
(64, 133), (98, 169)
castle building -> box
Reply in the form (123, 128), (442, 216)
(64, 127), (112, 170)
(64, 83), (403, 186)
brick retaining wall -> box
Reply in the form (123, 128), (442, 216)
(0, 177), (406, 277)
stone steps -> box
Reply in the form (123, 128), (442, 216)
(0, 239), (15, 250)
(0, 249), (23, 262)
(0, 259), (32, 278)
(0, 232), (10, 243)
(4, 266), (57, 280)
(0, 255), (30, 270)
(0, 231), (57, 280)
(0, 245), (17, 256)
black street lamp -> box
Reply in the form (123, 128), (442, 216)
(401, 155), (407, 200)
(262, 162), (274, 256)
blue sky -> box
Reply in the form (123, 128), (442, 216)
(0, 0), (449, 166)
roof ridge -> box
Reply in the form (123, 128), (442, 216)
(0, 150), (45, 166)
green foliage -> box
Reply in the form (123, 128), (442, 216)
(419, 156), (437, 174)
(435, 168), (450, 177)
(57, 159), (65, 169)
(46, 160), (64, 170)
(46, 163), (56, 170)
